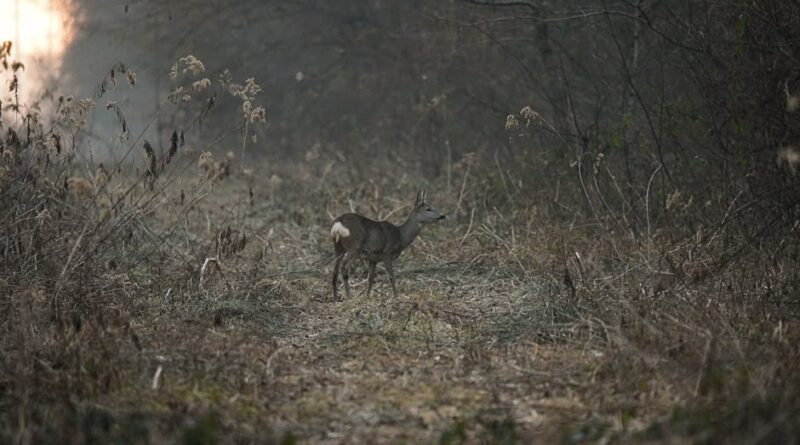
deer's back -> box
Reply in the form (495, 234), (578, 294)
(334, 213), (402, 261)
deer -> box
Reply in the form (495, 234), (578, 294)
(330, 190), (445, 300)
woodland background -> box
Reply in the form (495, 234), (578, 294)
(2, 1), (799, 443)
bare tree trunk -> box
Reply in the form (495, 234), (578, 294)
(619, 0), (642, 183)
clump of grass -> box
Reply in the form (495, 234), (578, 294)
(2, 32), (800, 444)
(0, 50), (267, 443)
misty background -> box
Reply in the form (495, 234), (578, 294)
(54, 0), (798, 215)
(4, 0), (796, 271)
(4, 1), (800, 442)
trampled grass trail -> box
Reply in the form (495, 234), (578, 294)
(111, 164), (675, 444)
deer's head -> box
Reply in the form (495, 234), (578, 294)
(412, 190), (446, 223)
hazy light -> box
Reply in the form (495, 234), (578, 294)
(0, 0), (74, 102)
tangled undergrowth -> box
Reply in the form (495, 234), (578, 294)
(2, 51), (800, 444)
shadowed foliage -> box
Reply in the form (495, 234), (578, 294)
(1, 0), (800, 443)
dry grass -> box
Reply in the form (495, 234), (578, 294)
(2, 56), (800, 445)
(3, 147), (800, 443)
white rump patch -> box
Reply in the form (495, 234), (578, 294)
(330, 221), (350, 242)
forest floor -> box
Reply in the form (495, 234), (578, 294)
(82, 159), (691, 445)
(10, 151), (795, 445)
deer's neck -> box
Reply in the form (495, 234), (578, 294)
(399, 213), (422, 250)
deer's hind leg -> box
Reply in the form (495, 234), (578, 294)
(341, 249), (361, 299)
(331, 244), (346, 301)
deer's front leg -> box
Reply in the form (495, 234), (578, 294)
(365, 261), (377, 297)
(384, 260), (398, 298)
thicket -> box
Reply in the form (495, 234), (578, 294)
(2, 0), (800, 442)
(0, 46), (268, 443)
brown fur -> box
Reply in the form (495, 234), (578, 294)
(330, 191), (444, 300)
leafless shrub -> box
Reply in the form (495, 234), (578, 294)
(216, 226), (247, 258)
(0, 46), (268, 442)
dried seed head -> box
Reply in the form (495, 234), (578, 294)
(192, 78), (211, 92)
(778, 146), (800, 175)
(179, 55), (205, 76)
(666, 190), (682, 211)
(198, 151), (214, 171)
(169, 63), (178, 81)
(0, 41), (11, 59)
(248, 106), (266, 124)
(95, 164), (109, 185)
(143, 141), (157, 177)
(519, 105), (542, 127)
(785, 80), (800, 112)
(505, 114), (520, 130)
(787, 94), (800, 113)
(168, 131), (178, 163)
(66, 176), (93, 198)
(269, 174), (282, 188)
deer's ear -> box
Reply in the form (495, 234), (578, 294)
(415, 190), (423, 206)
